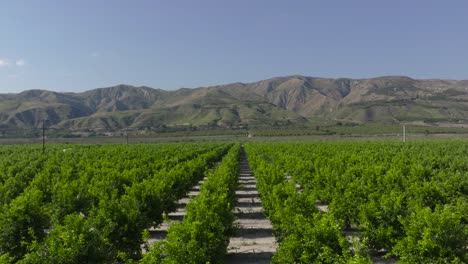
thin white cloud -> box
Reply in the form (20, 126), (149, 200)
(0, 59), (9, 67)
(90, 52), (99, 57)
(7, 74), (17, 79)
(16, 59), (25, 66)
(0, 58), (26, 67)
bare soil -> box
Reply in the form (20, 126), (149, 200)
(226, 158), (277, 263)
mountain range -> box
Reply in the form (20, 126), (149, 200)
(1, 75), (468, 131)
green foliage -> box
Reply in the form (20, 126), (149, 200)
(19, 213), (113, 263)
(142, 144), (240, 263)
(2, 140), (468, 263)
(0, 189), (49, 261)
(393, 204), (468, 263)
(274, 213), (351, 264)
(245, 140), (468, 263)
(0, 143), (231, 262)
(246, 144), (372, 263)
(359, 190), (407, 252)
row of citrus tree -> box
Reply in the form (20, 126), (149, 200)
(246, 141), (468, 263)
(245, 144), (371, 263)
(0, 143), (231, 263)
(142, 144), (240, 264)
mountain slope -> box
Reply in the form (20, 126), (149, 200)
(1, 75), (468, 131)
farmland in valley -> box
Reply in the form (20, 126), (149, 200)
(0, 141), (467, 263)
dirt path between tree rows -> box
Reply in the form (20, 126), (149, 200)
(225, 153), (277, 263)
(143, 177), (206, 251)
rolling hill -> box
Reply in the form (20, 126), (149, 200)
(1, 75), (468, 131)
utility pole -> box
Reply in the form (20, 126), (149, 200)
(403, 125), (406, 143)
(126, 128), (129, 144)
(42, 119), (46, 153)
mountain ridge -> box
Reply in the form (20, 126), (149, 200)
(2, 75), (468, 131)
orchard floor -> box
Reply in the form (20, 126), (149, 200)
(225, 153), (277, 263)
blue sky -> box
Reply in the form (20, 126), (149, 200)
(1, 0), (467, 93)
